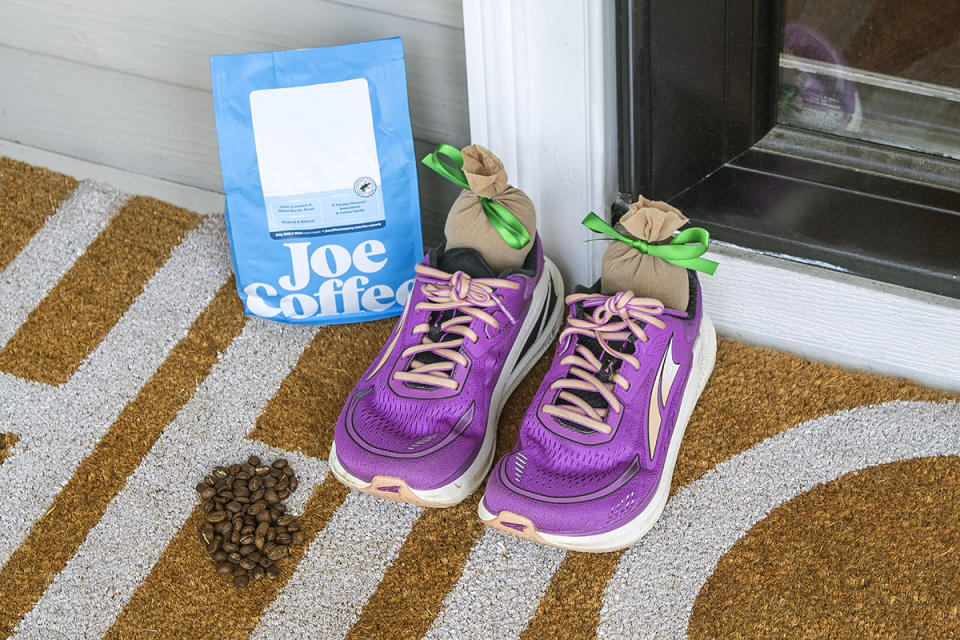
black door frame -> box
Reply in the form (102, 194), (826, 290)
(616, 0), (960, 299)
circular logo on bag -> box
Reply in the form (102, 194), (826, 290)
(354, 177), (377, 197)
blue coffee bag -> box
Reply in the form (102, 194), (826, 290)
(211, 38), (422, 324)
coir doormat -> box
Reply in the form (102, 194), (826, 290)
(0, 156), (958, 640)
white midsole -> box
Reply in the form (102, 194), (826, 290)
(330, 257), (566, 506)
(479, 313), (718, 551)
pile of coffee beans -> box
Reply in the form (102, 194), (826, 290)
(196, 456), (304, 587)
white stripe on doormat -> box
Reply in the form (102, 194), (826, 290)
(0, 181), (126, 351)
(423, 528), (566, 640)
(13, 319), (319, 639)
(0, 216), (230, 570)
(597, 400), (960, 640)
(252, 492), (420, 640)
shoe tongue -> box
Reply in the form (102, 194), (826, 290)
(555, 285), (636, 433)
(436, 246), (497, 278)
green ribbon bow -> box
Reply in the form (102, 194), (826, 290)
(421, 144), (532, 250)
(582, 212), (718, 275)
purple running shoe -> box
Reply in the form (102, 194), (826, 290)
(478, 272), (716, 551)
(329, 237), (565, 507)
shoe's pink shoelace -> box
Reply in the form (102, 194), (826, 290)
(392, 263), (519, 390)
(543, 291), (665, 434)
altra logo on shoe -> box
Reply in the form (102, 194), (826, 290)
(648, 337), (681, 460)
(243, 240), (415, 320)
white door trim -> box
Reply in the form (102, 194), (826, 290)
(460, 0), (960, 391)
(462, 0), (617, 286)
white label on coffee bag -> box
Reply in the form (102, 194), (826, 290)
(249, 79), (385, 239)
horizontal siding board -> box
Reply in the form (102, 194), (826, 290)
(326, 0), (463, 28)
(0, 0), (468, 143)
(0, 46), (454, 244)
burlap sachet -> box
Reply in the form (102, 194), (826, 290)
(601, 196), (691, 310)
(443, 144), (537, 274)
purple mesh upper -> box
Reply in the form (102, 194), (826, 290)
(333, 239), (545, 491)
(482, 278), (704, 536)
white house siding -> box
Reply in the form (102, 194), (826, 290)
(0, 0), (467, 244)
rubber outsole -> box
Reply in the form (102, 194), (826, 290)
(479, 313), (718, 551)
(329, 258), (566, 508)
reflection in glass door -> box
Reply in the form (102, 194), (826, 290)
(779, 0), (960, 159)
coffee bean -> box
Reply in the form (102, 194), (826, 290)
(267, 545), (288, 561)
(199, 457), (303, 586)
